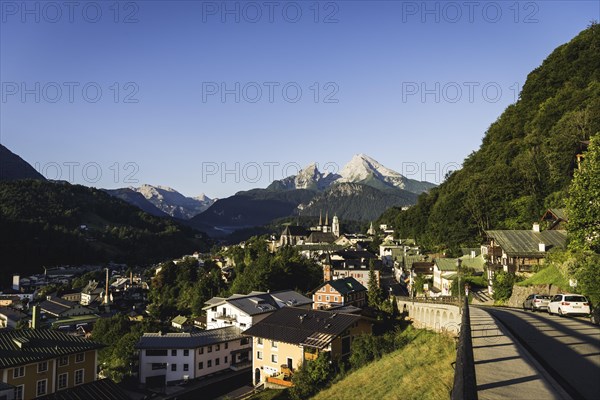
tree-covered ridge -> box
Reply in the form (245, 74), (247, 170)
(0, 180), (209, 284)
(379, 25), (600, 251)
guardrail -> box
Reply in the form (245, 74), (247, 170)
(451, 296), (478, 400)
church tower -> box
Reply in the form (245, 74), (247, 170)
(367, 221), (376, 236)
(323, 212), (330, 233)
(332, 214), (340, 237)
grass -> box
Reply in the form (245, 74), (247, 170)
(311, 327), (455, 400)
(516, 264), (570, 290)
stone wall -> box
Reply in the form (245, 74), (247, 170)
(506, 284), (563, 308)
(395, 298), (461, 335)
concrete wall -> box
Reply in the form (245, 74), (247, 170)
(395, 298), (461, 335)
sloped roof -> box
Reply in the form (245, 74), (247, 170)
(316, 277), (367, 295)
(435, 258), (458, 272)
(244, 307), (361, 349)
(485, 230), (567, 257)
(203, 291), (311, 315)
(171, 315), (189, 325)
(136, 326), (244, 349)
(333, 250), (377, 260)
(38, 378), (130, 400)
(306, 231), (337, 244)
(269, 290), (313, 307)
(0, 307), (27, 320)
(0, 329), (103, 368)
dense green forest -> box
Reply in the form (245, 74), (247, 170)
(379, 25), (600, 251)
(0, 180), (210, 285)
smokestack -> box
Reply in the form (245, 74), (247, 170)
(104, 268), (110, 305)
(32, 305), (40, 330)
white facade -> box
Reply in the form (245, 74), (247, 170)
(205, 303), (270, 331)
(138, 331), (252, 385)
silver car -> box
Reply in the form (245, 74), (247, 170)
(523, 294), (551, 312)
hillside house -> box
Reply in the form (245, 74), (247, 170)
(311, 278), (367, 310)
(245, 307), (371, 387)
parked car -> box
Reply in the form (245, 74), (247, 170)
(548, 294), (590, 317)
(523, 294), (551, 312)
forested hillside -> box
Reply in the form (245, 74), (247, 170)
(379, 25), (600, 252)
(0, 180), (210, 285)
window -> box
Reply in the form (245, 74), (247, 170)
(257, 338), (263, 346)
(271, 354), (278, 364)
(75, 353), (85, 363)
(59, 356), (69, 366)
(13, 366), (25, 378)
(171, 364), (177, 371)
(36, 379), (47, 396)
(171, 350), (177, 357)
(207, 360), (212, 368)
(241, 338), (250, 345)
(271, 341), (278, 349)
(199, 347), (204, 354)
(326, 296), (330, 301)
(334, 296), (338, 302)
(216, 344), (220, 351)
(257, 351), (263, 360)
(58, 373), (68, 390)
(183, 349), (189, 356)
(198, 362), (203, 369)
(224, 342), (228, 349)
(208, 345), (212, 353)
(38, 361), (48, 373)
(75, 369), (84, 385)
(211, 306), (216, 311)
(151, 363), (167, 370)
(14, 385), (24, 400)
(215, 358), (220, 366)
(224, 356), (228, 363)
(183, 364), (189, 371)
(318, 295), (322, 301)
(330, 287), (335, 292)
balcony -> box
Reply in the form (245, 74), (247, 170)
(215, 313), (237, 321)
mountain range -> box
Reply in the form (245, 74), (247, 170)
(104, 185), (215, 220)
(189, 154), (435, 235)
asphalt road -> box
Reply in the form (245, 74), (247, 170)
(479, 306), (600, 400)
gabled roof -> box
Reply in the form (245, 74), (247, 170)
(485, 230), (567, 257)
(244, 307), (361, 349)
(306, 231), (337, 244)
(412, 262), (434, 275)
(333, 250), (377, 260)
(269, 290), (313, 307)
(203, 291), (311, 315)
(0, 307), (27, 320)
(136, 326), (244, 349)
(542, 208), (568, 222)
(38, 378), (130, 400)
(171, 315), (189, 325)
(315, 277), (367, 296)
(39, 297), (80, 316)
(0, 329), (103, 368)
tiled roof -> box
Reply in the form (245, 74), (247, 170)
(0, 307), (27, 320)
(306, 232), (337, 244)
(38, 378), (130, 400)
(244, 307), (361, 349)
(485, 230), (567, 257)
(203, 291), (311, 315)
(315, 277), (367, 296)
(0, 329), (104, 368)
(39, 297), (77, 316)
(282, 226), (308, 237)
(136, 326), (245, 349)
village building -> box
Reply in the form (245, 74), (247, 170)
(245, 307), (371, 387)
(203, 290), (312, 331)
(136, 327), (252, 387)
(311, 277), (367, 310)
(0, 329), (103, 399)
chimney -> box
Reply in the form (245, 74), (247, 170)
(31, 305), (40, 330)
(539, 243), (546, 252)
(130, 271), (133, 286)
(470, 250), (476, 259)
(12, 275), (20, 291)
(533, 223), (540, 232)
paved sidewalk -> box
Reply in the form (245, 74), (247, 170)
(470, 307), (572, 400)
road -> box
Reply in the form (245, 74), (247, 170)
(480, 306), (600, 400)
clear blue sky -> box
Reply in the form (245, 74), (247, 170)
(1, 1), (598, 198)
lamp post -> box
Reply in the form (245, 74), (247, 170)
(456, 258), (462, 312)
